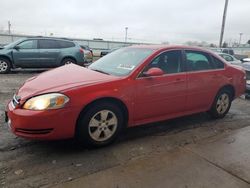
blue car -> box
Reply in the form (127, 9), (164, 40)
(0, 37), (86, 73)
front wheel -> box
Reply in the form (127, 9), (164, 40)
(0, 58), (11, 74)
(209, 89), (232, 118)
(76, 102), (124, 148)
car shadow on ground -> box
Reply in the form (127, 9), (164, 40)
(18, 112), (215, 154)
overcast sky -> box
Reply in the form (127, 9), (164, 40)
(0, 0), (249, 44)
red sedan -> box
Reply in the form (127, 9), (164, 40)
(6, 45), (246, 147)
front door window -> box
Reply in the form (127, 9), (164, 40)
(17, 40), (37, 49)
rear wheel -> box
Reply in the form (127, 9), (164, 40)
(209, 89), (232, 118)
(61, 58), (76, 66)
(76, 102), (124, 148)
(0, 58), (11, 74)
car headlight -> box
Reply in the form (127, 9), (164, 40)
(23, 93), (69, 110)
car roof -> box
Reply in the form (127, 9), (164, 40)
(24, 37), (74, 42)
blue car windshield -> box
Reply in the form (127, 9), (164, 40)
(4, 39), (24, 49)
(89, 48), (153, 76)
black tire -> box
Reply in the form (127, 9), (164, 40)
(76, 102), (124, 148)
(0, 57), (11, 74)
(61, 58), (76, 66)
(208, 88), (232, 119)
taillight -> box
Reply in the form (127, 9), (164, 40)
(80, 48), (84, 53)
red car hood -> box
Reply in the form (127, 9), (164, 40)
(17, 64), (119, 100)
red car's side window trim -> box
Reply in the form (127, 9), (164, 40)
(136, 72), (187, 80)
(186, 68), (226, 74)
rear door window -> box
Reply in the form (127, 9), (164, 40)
(39, 39), (59, 49)
(185, 51), (213, 71)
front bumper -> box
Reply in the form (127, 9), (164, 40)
(5, 102), (80, 140)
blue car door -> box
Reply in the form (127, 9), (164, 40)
(12, 39), (40, 68)
(38, 39), (61, 67)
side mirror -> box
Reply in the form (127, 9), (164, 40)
(14, 46), (20, 50)
(143, 67), (164, 77)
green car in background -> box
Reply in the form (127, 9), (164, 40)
(0, 37), (86, 74)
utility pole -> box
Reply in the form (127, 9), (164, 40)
(239, 33), (243, 46)
(8, 21), (11, 35)
(125, 27), (128, 43)
(219, 0), (229, 48)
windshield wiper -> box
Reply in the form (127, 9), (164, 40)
(90, 68), (110, 75)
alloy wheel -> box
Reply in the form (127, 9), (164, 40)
(216, 93), (230, 114)
(0, 60), (8, 72)
(88, 110), (118, 142)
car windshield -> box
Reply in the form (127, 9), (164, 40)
(3, 39), (24, 49)
(89, 48), (153, 76)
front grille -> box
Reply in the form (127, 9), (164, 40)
(16, 128), (53, 135)
(12, 95), (21, 108)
